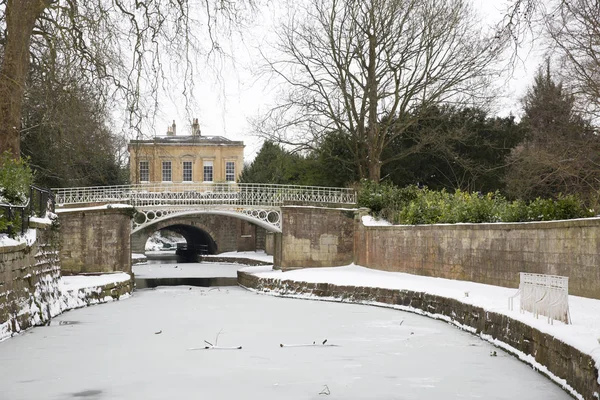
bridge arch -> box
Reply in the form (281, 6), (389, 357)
(132, 209), (281, 235)
(131, 212), (268, 255)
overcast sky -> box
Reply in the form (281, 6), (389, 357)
(138, 0), (545, 163)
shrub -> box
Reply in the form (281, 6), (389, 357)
(0, 152), (33, 205)
(358, 180), (595, 225)
(497, 199), (529, 222)
(0, 152), (34, 235)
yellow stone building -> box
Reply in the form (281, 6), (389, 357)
(128, 119), (244, 184)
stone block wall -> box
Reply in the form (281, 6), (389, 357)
(58, 207), (132, 274)
(0, 224), (62, 339)
(273, 232), (282, 269)
(255, 226), (266, 252)
(279, 206), (355, 270)
(265, 232), (274, 255)
(355, 217), (600, 299)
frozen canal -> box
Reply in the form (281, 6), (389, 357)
(0, 286), (569, 400)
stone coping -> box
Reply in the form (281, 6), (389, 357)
(0, 240), (26, 253)
(238, 270), (600, 400)
(28, 218), (53, 229)
(360, 216), (600, 231)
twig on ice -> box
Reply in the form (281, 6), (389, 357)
(319, 385), (330, 395)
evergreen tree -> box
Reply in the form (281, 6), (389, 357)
(504, 62), (600, 203)
(380, 105), (523, 192)
(239, 142), (306, 185)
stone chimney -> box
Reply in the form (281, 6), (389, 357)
(172, 120), (177, 136)
(192, 118), (201, 136)
(166, 125), (174, 136)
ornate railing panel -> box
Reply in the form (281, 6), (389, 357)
(53, 183), (357, 207)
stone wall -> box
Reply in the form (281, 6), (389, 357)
(355, 217), (600, 299)
(255, 226), (266, 252)
(265, 232), (274, 255)
(273, 232), (282, 269)
(238, 271), (600, 400)
(0, 223), (62, 339)
(58, 207), (132, 274)
(279, 206), (355, 270)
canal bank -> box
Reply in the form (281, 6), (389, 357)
(238, 265), (600, 400)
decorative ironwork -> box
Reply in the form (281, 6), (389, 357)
(1, 186), (55, 235)
(131, 206), (282, 232)
(53, 183), (354, 233)
(53, 183), (357, 207)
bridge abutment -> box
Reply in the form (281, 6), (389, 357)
(57, 206), (133, 274)
(278, 206), (356, 270)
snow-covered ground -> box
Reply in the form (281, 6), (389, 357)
(61, 272), (131, 290)
(134, 262), (241, 278)
(145, 230), (186, 251)
(207, 250), (273, 263)
(0, 228), (39, 247)
(134, 251), (272, 278)
(248, 264), (600, 392)
(361, 215), (393, 226)
(0, 287), (570, 400)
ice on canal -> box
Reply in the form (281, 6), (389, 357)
(0, 286), (569, 400)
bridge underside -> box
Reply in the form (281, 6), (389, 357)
(166, 224), (217, 255)
(131, 213), (267, 256)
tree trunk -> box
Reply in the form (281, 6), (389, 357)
(0, 0), (48, 158)
(367, 158), (381, 181)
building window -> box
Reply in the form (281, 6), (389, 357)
(203, 160), (213, 182)
(225, 161), (235, 182)
(139, 161), (149, 182)
(162, 161), (172, 182)
(182, 161), (193, 182)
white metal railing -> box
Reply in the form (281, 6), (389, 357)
(53, 183), (357, 207)
(509, 272), (571, 324)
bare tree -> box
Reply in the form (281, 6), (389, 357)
(254, 0), (504, 181)
(498, 0), (600, 119)
(0, 0), (253, 158)
(545, 0), (600, 119)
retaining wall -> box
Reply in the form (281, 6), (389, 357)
(238, 270), (600, 400)
(1, 221), (133, 341)
(0, 223), (62, 339)
(355, 215), (600, 299)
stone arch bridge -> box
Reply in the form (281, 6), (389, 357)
(53, 183), (357, 273)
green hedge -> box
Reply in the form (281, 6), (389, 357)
(357, 180), (595, 225)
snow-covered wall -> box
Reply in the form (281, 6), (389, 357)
(355, 215), (600, 299)
(0, 222), (133, 341)
(0, 223), (63, 339)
